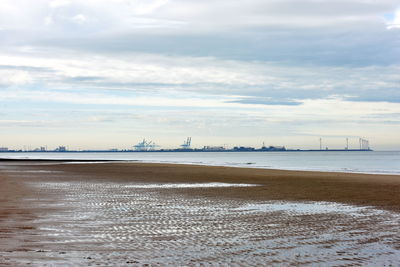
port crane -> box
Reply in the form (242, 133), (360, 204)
(134, 139), (159, 151)
(180, 137), (192, 149)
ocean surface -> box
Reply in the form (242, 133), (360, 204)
(1, 151), (400, 175)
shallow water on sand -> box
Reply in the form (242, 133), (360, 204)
(1, 176), (399, 266)
(2, 150), (400, 174)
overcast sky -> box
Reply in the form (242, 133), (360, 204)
(1, 0), (399, 150)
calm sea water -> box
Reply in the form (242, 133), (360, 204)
(1, 151), (399, 175)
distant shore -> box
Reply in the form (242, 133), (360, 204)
(0, 148), (373, 152)
(0, 158), (123, 162)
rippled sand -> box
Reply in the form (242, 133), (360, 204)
(1, 162), (400, 266)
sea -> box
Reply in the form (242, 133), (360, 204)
(1, 151), (399, 175)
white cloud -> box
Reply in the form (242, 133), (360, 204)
(0, 0), (398, 34)
(49, 0), (71, 8)
(0, 70), (32, 85)
(44, 15), (53, 25)
(386, 9), (400, 29)
(0, 48), (399, 103)
(71, 14), (87, 24)
(0, 50), (270, 86)
(130, 0), (169, 15)
(0, 88), (240, 108)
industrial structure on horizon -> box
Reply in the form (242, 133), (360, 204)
(359, 138), (370, 150)
(133, 139), (159, 151)
(0, 137), (373, 153)
(181, 137), (192, 150)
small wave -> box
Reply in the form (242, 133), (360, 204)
(234, 201), (397, 217)
(124, 182), (259, 189)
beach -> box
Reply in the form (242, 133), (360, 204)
(1, 161), (400, 266)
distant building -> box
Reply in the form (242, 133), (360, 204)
(202, 146), (225, 151)
(260, 145), (286, 151)
(55, 146), (67, 152)
(0, 147), (8, 152)
(233, 146), (255, 151)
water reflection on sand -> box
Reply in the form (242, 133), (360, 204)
(1, 180), (400, 266)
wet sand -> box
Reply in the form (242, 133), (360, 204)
(0, 161), (399, 266)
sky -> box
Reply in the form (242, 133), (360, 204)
(0, 0), (399, 150)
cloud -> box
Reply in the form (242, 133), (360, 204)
(0, 0), (398, 67)
(49, 0), (71, 8)
(1, 0), (398, 33)
(0, 0), (399, 148)
(228, 97), (302, 106)
(0, 50), (399, 105)
(70, 14), (87, 24)
(0, 69), (33, 86)
(0, 88), (240, 108)
(152, 0), (397, 30)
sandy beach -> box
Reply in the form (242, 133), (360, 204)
(1, 161), (399, 266)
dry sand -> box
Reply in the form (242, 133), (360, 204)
(0, 161), (399, 266)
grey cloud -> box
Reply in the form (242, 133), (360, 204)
(228, 98), (302, 106)
(344, 88), (400, 103)
(1, 0), (398, 68)
(34, 23), (400, 67)
(157, 0), (398, 26)
(245, 0), (396, 16)
(0, 64), (54, 72)
(65, 76), (105, 82)
(0, 0), (399, 107)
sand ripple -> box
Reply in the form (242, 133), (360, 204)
(1, 180), (399, 266)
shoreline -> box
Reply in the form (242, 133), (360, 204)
(0, 149), (374, 152)
(1, 157), (400, 176)
(0, 158), (123, 162)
